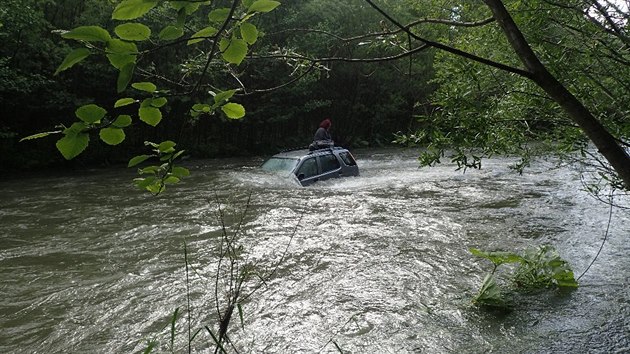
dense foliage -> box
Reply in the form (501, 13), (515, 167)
(470, 246), (578, 309)
(391, 0), (630, 188)
(2, 0), (628, 191)
(1, 0), (432, 172)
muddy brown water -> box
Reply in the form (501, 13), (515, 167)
(1, 148), (628, 353)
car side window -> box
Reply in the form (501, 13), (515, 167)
(296, 157), (318, 179)
(320, 154), (340, 173)
(339, 152), (357, 166)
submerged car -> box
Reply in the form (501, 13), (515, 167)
(261, 147), (359, 186)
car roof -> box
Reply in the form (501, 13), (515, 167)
(272, 147), (347, 159)
(273, 149), (310, 159)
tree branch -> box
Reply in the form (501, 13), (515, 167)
(482, 0), (630, 189)
(249, 43), (431, 64)
(404, 16), (496, 29)
(190, 0), (240, 96)
(237, 62), (317, 96)
(270, 17), (495, 44)
(362, 0), (533, 78)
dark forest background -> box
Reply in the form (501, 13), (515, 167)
(1, 0), (436, 169)
(1, 0), (629, 182)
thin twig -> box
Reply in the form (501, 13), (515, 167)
(184, 241), (193, 354)
(241, 209), (305, 302)
(191, 0), (240, 96)
(577, 190), (615, 281)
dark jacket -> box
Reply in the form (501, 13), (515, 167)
(313, 127), (331, 142)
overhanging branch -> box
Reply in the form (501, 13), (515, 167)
(237, 62), (317, 96)
(249, 43), (431, 64)
(190, 0), (240, 96)
(363, 0), (533, 78)
(270, 17), (495, 44)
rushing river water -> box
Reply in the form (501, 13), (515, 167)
(1, 148), (629, 353)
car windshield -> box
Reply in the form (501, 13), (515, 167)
(261, 157), (299, 172)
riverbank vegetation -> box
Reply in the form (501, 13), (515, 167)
(2, 0), (629, 190)
(470, 246), (578, 309)
(139, 194), (301, 353)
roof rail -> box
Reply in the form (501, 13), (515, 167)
(307, 146), (342, 155)
(278, 146), (309, 153)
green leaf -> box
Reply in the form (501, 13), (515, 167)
(188, 26), (218, 45)
(107, 39), (138, 69)
(146, 181), (164, 194)
(64, 122), (88, 135)
(139, 165), (160, 174)
(134, 176), (157, 191)
(172, 150), (185, 160)
(213, 90), (236, 104)
(148, 97), (168, 108)
(56, 133), (89, 160)
(219, 38), (229, 52)
(472, 274), (507, 307)
(133, 176), (151, 186)
(100, 127), (126, 145)
(169, 308), (179, 350)
(139, 106), (162, 126)
(192, 103), (210, 112)
(117, 62), (135, 93)
(114, 23), (151, 41)
(248, 0), (280, 13)
(76, 104), (107, 123)
(163, 176), (180, 184)
(112, 115), (132, 128)
(115, 98), (136, 108)
(170, 1), (209, 15)
(113, 0), (159, 20)
(240, 22), (258, 44)
(176, 8), (187, 28)
(171, 166), (190, 178)
(208, 8), (230, 23)
(470, 248), (523, 266)
(55, 48), (91, 75)
(158, 140), (176, 153)
(221, 103), (245, 119)
(554, 269), (578, 288)
(132, 82), (157, 93)
(20, 131), (62, 142)
(159, 26), (184, 41)
(62, 26), (111, 42)
(221, 38), (248, 65)
(128, 154), (151, 167)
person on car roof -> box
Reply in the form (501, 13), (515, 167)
(309, 118), (334, 151)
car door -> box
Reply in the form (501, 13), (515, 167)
(317, 152), (342, 180)
(295, 157), (320, 186)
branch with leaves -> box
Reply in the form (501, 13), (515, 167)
(21, 0), (281, 195)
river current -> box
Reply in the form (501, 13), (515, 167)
(0, 148), (628, 353)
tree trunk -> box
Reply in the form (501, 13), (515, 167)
(482, 0), (630, 190)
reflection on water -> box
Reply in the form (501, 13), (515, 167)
(0, 148), (628, 353)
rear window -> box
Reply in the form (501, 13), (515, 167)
(339, 152), (357, 166)
(261, 157), (298, 172)
(320, 154), (341, 172)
